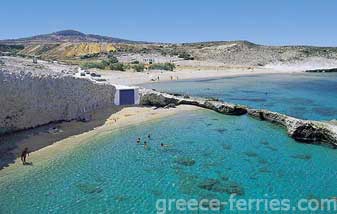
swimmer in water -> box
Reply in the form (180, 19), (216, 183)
(144, 141), (148, 148)
(136, 137), (141, 144)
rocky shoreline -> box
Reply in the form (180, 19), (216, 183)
(140, 89), (247, 115)
(140, 89), (337, 147)
(305, 67), (337, 73)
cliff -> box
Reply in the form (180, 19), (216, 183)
(0, 57), (116, 135)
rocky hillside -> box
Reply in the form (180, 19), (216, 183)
(1, 30), (337, 68)
(176, 41), (337, 66)
(18, 43), (116, 60)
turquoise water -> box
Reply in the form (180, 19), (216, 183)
(143, 73), (337, 121)
(1, 111), (337, 213)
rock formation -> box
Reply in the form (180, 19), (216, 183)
(139, 89), (247, 115)
(306, 67), (337, 73)
(248, 109), (337, 147)
(140, 89), (337, 146)
(0, 60), (116, 135)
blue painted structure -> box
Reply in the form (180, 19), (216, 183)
(119, 89), (135, 105)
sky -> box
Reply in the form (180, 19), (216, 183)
(1, 0), (337, 46)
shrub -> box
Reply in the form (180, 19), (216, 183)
(80, 57), (124, 71)
(132, 63), (145, 72)
(178, 52), (194, 60)
(80, 53), (99, 59)
(149, 63), (175, 71)
(81, 61), (105, 69)
(109, 63), (125, 71)
(131, 60), (139, 64)
(107, 55), (119, 63)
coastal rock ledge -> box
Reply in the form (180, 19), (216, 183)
(248, 109), (337, 147)
(140, 89), (337, 147)
(139, 89), (247, 115)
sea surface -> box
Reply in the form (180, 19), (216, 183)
(1, 73), (337, 213)
(1, 111), (337, 213)
(143, 72), (337, 121)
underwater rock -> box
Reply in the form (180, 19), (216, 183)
(203, 162), (219, 169)
(113, 195), (128, 202)
(243, 151), (258, 157)
(258, 167), (271, 173)
(197, 178), (245, 196)
(291, 154), (312, 160)
(150, 189), (163, 197)
(223, 181), (245, 196)
(174, 157), (196, 166)
(222, 144), (232, 150)
(220, 175), (229, 181)
(76, 183), (103, 194)
(260, 140), (269, 145)
(215, 128), (227, 134)
(197, 179), (220, 191)
(257, 158), (268, 164)
(265, 145), (278, 151)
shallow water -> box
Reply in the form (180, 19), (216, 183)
(143, 73), (337, 120)
(1, 111), (337, 213)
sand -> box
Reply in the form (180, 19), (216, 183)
(91, 66), (302, 86)
(0, 105), (201, 175)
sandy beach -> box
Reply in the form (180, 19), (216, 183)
(0, 105), (201, 175)
(0, 63), (304, 174)
(91, 66), (303, 86)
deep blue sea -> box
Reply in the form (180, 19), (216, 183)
(144, 73), (337, 121)
(1, 73), (337, 213)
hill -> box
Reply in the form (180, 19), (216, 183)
(1, 31), (337, 69)
(0, 30), (146, 44)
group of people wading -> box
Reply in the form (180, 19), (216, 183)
(136, 134), (169, 149)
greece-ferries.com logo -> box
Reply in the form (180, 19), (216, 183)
(155, 194), (337, 213)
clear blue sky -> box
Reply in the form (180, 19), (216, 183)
(1, 0), (337, 46)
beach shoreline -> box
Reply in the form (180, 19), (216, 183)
(93, 66), (304, 86)
(0, 105), (201, 175)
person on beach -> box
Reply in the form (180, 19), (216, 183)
(20, 147), (30, 165)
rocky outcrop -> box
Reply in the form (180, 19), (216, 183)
(305, 67), (337, 73)
(248, 109), (337, 147)
(139, 89), (247, 115)
(0, 68), (116, 135)
(140, 89), (337, 146)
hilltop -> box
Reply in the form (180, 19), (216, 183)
(0, 30), (145, 44)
